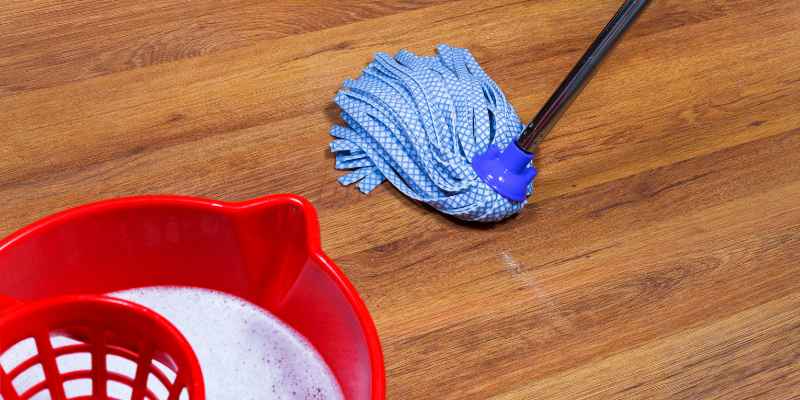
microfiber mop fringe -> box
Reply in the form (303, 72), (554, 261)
(330, 44), (531, 222)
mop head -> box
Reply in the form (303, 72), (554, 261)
(329, 44), (531, 222)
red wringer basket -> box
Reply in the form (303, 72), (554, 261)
(0, 295), (204, 400)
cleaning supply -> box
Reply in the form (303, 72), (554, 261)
(0, 194), (385, 400)
(330, 0), (649, 222)
(331, 45), (526, 222)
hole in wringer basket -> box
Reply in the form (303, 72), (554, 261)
(27, 388), (50, 400)
(12, 363), (45, 394)
(49, 335), (82, 349)
(55, 352), (91, 374)
(63, 378), (92, 398)
(107, 379), (133, 399)
(106, 354), (137, 378)
(0, 337), (37, 372)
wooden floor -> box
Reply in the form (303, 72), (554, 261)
(2, 1), (799, 398)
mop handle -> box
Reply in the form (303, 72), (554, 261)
(516, 0), (650, 151)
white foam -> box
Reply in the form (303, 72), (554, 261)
(110, 286), (344, 400)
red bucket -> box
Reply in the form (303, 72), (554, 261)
(0, 195), (385, 400)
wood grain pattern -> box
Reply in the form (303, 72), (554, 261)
(2, 1), (798, 398)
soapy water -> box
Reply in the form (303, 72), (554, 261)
(0, 287), (344, 400)
(112, 287), (344, 400)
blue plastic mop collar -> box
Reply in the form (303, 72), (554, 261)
(471, 143), (536, 202)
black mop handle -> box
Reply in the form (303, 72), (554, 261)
(516, 0), (650, 151)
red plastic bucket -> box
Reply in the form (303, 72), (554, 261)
(0, 195), (385, 400)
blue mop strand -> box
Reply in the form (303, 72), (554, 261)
(330, 44), (532, 222)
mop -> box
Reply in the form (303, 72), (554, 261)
(330, 0), (649, 222)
